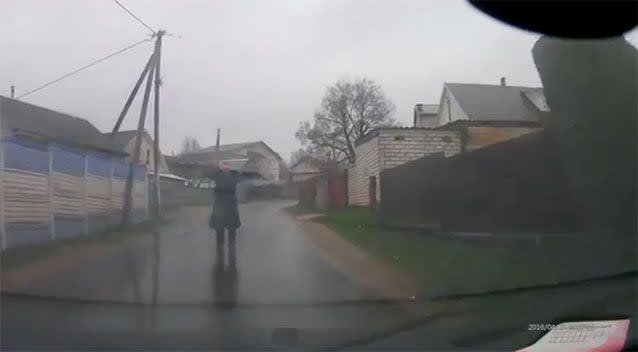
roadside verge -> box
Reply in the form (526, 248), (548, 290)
(290, 206), (638, 301)
(1, 222), (155, 292)
(289, 211), (440, 319)
(297, 218), (419, 300)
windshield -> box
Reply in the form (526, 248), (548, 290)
(1, 1), (636, 351)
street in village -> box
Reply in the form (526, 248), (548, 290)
(2, 1), (637, 351)
(3, 200), (637, 350)
(1, 201), (415, 349)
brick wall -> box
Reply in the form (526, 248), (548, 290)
(348, 135), (380, 206)
(348, 129), (463, 206)
(379, 129), (462, 170)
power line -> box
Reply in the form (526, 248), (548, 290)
(113, 0), (156, 34)
(17, 38), (151, 100)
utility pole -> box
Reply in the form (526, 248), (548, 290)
(152, 30), (164, 219)
(114, 30), (165, 226)
(121, 54), (155, 226)
(215, 128), (220, 168)
(111, 55), (154, 135)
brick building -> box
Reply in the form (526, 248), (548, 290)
(348, 80), (547, 207)
(348, 128), (461, 206)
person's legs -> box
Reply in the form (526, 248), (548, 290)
(215, 227), (225, 256)
(228, 227), (237, 261)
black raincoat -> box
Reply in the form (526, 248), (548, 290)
(209, 171), (241, 230)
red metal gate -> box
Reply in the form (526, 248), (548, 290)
(327, 172), (347, 208)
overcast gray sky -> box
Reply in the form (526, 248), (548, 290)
(2, 0), (637, 160)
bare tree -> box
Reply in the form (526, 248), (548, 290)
(289, 147), (331, 167)
(289, 148), (310, 167)
(295, 78), (396, 163)
(180, 136), (201, 154)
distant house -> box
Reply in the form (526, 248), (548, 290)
(168, 141), (283, 182)
(349, 79), (548, 206)
(165, 150), (250, 182)
(290, 156), (321, 182)
(289, 155), (337, 183)
(437, 80), (549, 126)
(104, 130), (169, 173)
(413, 104), (439, 128)
(434, 80), (547, 150)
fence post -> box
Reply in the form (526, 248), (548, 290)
(0, 103), (5, 250)
(48, 145), (55, 240)
(145, 169), (149, 220)
(109, 158), (114, 228)
(83, 154), (88, 234)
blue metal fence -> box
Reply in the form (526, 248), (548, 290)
(1, 136), (148, 250)
(112, 158), (129, 179)
(87, 151), (111, 178)
(3, 138), (49, 174)
(51, 144), (85, 176)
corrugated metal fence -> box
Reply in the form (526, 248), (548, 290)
(378, 132), (582, 232)
(0, 137), (148, 249)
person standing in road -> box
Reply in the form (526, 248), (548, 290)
(209, 163), (241, 256)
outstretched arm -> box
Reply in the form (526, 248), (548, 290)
(206, 167), (222, 180)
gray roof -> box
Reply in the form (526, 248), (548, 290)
(198, 141), (283, 160)
(0, 96), (124, 154)
(445, 83), (548, 122)
(165, 151), (263, 176)
(290, 155), (340, 170)
(200, 141), (254, 153)
(175, 150), (247, 163)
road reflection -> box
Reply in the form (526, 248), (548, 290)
(212, 236), (239, 305)
(151, 224), (160, 305)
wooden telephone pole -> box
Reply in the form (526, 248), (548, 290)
(215, 128), (221, 168)
(111, 30), (165, 226)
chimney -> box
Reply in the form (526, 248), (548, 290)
(500, 77), (506, 87)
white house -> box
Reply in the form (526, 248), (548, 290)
(413, 104), (439, 128)
(105, 130), (169, 173)
(176, 141), (283, 182)
(436, 80), (549, 126)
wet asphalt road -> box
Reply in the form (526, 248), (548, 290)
(4, 201), (637, 350)
(1, 201), (409, 350)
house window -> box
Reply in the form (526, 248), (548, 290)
(145, 150), (150, 165)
